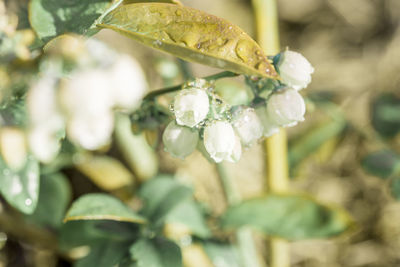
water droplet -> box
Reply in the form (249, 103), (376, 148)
(25, 199), (32, 206)
(228, 26), (233, 30)
(153, 40), (163, 47)
(175, 9), (182, 16)
(235, 40), (251, 62)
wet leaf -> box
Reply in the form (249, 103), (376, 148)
(26, 173), (71, 228)
(64, 193), (146, 224)
(221, 194), (354, 240)
(0, 155), (40, 214)
(29, 0), (111, 42)
(97, 3), (278, 78)
(362, 150), (400, 179)
(130, 237), (182, 267)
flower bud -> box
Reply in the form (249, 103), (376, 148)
(173, 88), (210, 128)
(0, 127), (27, 170)
(255, 106), (280, 137)
(267, 88), (306, 127)
(275, 50), (314, 90)
(162, 121), (199, 159)
(231, 107), (263, 146)
(203, 121), (236, 163)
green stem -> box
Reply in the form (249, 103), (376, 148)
(143, 71), (238, 100)
(216, 163), (263, 267)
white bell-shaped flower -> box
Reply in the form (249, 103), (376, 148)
(203, 121), (236, 163)
(0, 127), (27, 170)
(67, 112), (114, 150)
(162, 121), (199, 159)
(231, 107), (263, 147)
(267, 88), (306, 127)
(226, 135), (242, 163)
(27, 76), (64, 163)
(255, 105), (280, 137)
(59, 69), (114, 118)
(109, 56), (147, 111)
(275, 50), (314, 91)
(173, 88), (210, 128)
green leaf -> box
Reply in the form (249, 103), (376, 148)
(97, 3), (278, 78)
(362, 150), (400, 179)
(64, 193), (146, 224)
(130, 238), (182, 267)
(29, 0), (111, 42)
(0, 155), (40, 214)
(372, 93), (400, 138)
(221, 194), (354, 240)
(203, 242), (242, 267)
(60, 220), (139, 251)
(75, 241), (130, 267)
(166, 200), (211, 238)
(139, 176), (192, 225)
(26, 173), (71, 228)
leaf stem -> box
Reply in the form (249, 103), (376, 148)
(143, 71), (238, 100)
(252, 0), (290, 267)
(216, 163), (263, 267)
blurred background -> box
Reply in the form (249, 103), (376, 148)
(2, 0), (400, 266)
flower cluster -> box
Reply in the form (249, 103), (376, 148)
(163, 50), (313, 163)
(26, 36), (147, 163)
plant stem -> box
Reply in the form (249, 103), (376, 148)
(252, 0), (291, 267)
(216, 163), (263, 267)
(143, 71), (238, 100)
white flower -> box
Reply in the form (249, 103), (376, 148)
(226, 135), (242, 163)
(162, 121), (199, 159)
(203, 121), (236, 163)
(59, 69), (114, 118)
(109, 56), (147, 111)
(27, 76), (64, 163)
(174, 88), (210, 128)
(267, 88), (306, 127)
(0, 127), (27, 170)
(275, 50), (314, 90)
(67, 112), (114, 150)
(28, 124), (62, 163)
(231, 107), (263, 146)
(255, 105), (280, 137)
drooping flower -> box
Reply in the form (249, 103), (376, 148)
(173, 88), (210, 128)
(162, 121), (199, 159)
(267, 88), (306, 127)
(27, 76), (64, 162)
(231, 107), (263, 146)
(203, 121), (236, 163)
(255, 105), (280, 137)
(109, 56), (147, 111)
(275, 50), (314, 91)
